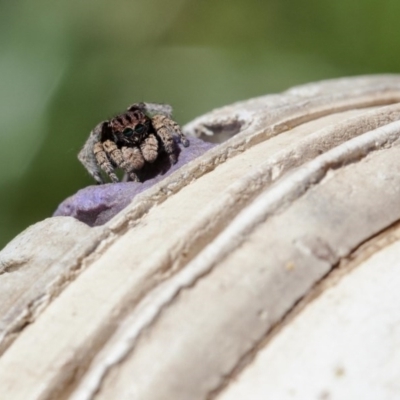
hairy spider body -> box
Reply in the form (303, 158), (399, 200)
(78, 102), (190, 184)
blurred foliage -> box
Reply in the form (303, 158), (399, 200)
(0, 0), (399, 248)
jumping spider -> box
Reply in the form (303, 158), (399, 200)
(78, 102), (190, 184)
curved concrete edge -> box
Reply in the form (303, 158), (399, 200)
(217, 227), (400, 400)
(0, 217), (100, 354)
(70, 125), (400, 399)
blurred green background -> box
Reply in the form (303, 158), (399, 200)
(1, 0), (399, 248)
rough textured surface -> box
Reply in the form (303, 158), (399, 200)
(54, 137), (215, 226)
(218, 235), (400, 400)
(1, 76), (400, 400)
(0, 217), (96, 355)
(85, 127), (400, 400)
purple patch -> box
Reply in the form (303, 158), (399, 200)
(54, 137), (216, 226)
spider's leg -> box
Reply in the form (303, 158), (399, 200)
(94, 141), (119, 183)
(78, 122), (106, 184)
(151, 114), (178, 164)
(121, 146), (145, 182)
(140, 133), (159, 163)
(166, 118), (190, 147)
(154, 114), (190, 148)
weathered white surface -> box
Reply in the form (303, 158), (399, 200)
(85, 136), (400, 400)
(0, 76), (400, 399)
(0, 217), (97, 354)
(218, 238), (400, 400)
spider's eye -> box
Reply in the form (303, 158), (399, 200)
(123, 128), (134, 137)
(135, 124), (146, 134)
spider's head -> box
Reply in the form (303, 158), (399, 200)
(109, 109), (150, 145)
